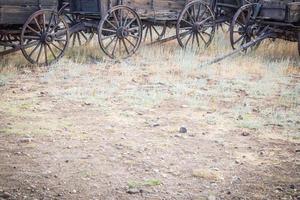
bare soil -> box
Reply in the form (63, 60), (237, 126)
(0, 46), (299, 199)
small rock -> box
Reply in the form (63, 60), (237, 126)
(71, 189), (77, 194)
(296, 149), (300, 153)
(289, 184), (295, 189)
(237, 115), (243, 120)
(0, 191), (12, 199)
(126, 188), (140, 194)
(83, 102), (91, 106)
(152, 123), (160, 127)
(19, 138), (32, 143)
(179, 127), (187, 133)
(275, 186), (283, 192)
(241, 132), (250, 137)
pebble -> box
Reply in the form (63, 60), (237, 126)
(126, 188), (141, 194)
(152, 123), (160, 127)
(0, 191), (11, 199)
(179, 127), (187, 133)
(241, 132), (250, 137)
(19, 137), (33, 143)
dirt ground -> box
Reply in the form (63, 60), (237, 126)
(0, 41), (300, 200)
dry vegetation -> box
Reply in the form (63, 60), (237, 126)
(0, 32), (299, 199)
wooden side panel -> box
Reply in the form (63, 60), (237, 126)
(124, 0), (154, 18)
(153, 0), (187, 20)
(154, 0), (186, 11)
(0, 0), (57, 6)
(0, 5), (57, 25)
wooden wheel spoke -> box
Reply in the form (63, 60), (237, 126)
(36, 44), (43, 63)
(27, 25), (41, 35)
(195, 33), (201, 47)
(101, 34), (116, 41)
(181, 19), (193, 27)
(113, 11), (120, 27)
(28, 42), (41, 57)
(105, 36), (117, 49)
(105, 19), (117, 30)
(77, 32), (82, 45)
(50, 41), (64, 52)
(184, 32), (193, 47)
(111, 38), (119, 57)
(33, 17), (42, 32)
(125, 37), (135, 47)
(44, 44), (48, 64)
(23, 35), (40, 40)
(198, 32), (208, 46)
(186, 10), (195, 23)
(79, 31), (88, 42)
(46, 43), (57, 59)
(180, 30), (192, 39)
(126, 18), (136, 28)
(144, 26), (149, 41)
(122, 38), (130, 55)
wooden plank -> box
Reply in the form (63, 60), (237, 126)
(0, 5), (57, 25)
(0, 0), (57, 6)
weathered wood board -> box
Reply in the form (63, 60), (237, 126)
(69, 0), (189, 20)
(0, 0), (58, 25)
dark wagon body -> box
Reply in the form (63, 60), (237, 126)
(229, 0), (300, 55)
(0, 0), (58, 25)
(0, 0), (70, 65)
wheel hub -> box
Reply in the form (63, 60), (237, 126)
(41, 33), (53, 43)
(116, 27), (129, 39)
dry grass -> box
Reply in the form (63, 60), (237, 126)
(0, 32), (299, 141)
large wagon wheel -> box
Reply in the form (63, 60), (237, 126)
(21, 9), (69, 65)
(176, 0), (216, 51)
(98, 5), (143, 59)
(229, 3), (259, 50)
(60, 4), (94, 47)
(143, 22), (167, 43)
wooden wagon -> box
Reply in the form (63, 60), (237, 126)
(0, 0), (259, 64)
(229, 0), (300, 55)
(0, 0), (70, 65)
(60, 0), (249, 59)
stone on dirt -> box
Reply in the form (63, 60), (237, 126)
(19, 137), (33, 143)
(126, 188), (141, 194)
(179, 127), (187, 133)
(0, 191), (12, 199)
(241, 132), (250, 137)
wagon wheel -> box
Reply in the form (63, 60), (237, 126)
(98, 5), (143, 59)
(230, 3), (260, 51)
(143, 22), (167, 43)
(176, 0), (216, 51)
(21, 9), (69, 65)
(60, 4), (94, 47)
(0, 32), (20, 52)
